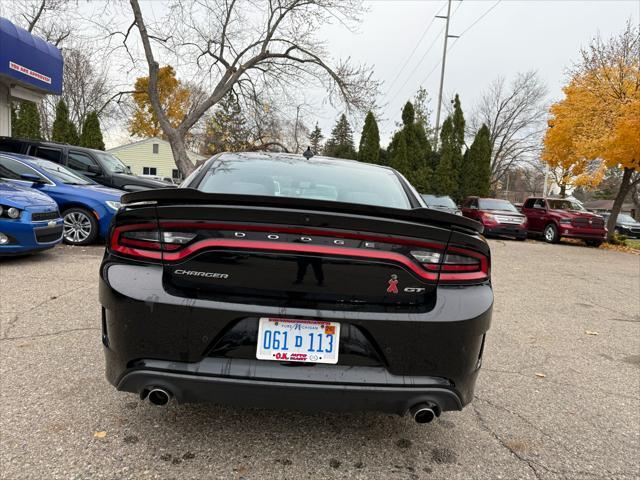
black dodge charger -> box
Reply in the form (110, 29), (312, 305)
(100, 152), (492, 423)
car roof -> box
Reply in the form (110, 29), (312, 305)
(213, 151), (398, 173)
(0, 136), (100, 154)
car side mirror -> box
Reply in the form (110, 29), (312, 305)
(20, 173), (46, 184)
(87, 164), (102, 175)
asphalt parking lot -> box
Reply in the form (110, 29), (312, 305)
(0, 240), (638, 480)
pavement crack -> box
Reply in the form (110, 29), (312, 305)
(1, 285), (94, 340)
(474, 395), (574, 456)
(472, 403), (637, 479)
(471, 403), (545, 480)
(1, 327), (100, 342)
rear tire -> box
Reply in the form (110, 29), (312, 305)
(543, 223), (559, 243)
(63, 207), (98, 245)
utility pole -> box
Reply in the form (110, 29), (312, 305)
(433, 0), (459, 151)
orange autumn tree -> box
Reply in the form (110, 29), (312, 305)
(542, 21), (639, 240)
(129, 66), (191, 138)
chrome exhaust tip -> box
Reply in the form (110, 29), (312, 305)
(147, 388), (171, 406)
(410, 403), (438, 424)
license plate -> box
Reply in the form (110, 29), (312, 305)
(256, 317), (340, 364)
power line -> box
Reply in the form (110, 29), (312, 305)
(383, 0), (447, 97)
(385, 1), (462, 114)
(419, 0), (503, 102)
(455, 0), (502, 40)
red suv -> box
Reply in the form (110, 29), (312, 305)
(461, 197), (527, 240)
(521, 197), (607, 246)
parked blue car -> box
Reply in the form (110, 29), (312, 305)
(0, 179), (63, 256)
(0, 153), (122, 245)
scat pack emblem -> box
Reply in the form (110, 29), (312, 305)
(387, 274), (399, 294)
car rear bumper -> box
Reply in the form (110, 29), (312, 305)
(100, 263), (492, 414)
(117, 359), (464, 414)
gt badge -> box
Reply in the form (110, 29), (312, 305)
(387, 274), (399, 294)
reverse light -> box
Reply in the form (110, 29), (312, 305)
(410, 250), (441, 264)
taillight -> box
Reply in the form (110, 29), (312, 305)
(410, 247), (489, 283)
(110, 224), (196, 260)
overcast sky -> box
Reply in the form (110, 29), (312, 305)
(316, 0), (638, 145)
(4, 0), (632, 149)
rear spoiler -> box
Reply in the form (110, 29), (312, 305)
(122, 188), (484, 235)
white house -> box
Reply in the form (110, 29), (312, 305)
(108, 137), (206, 181)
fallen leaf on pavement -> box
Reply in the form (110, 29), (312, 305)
(585, 330), (599, 336)
(93, 431), (107, 438)
(534, 373), (546, 378)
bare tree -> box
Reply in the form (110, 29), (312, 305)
(1, 0), (74, 46)
(36, 45), (125, 139)
(121, 0), (379, 175)
(471, 71), (548, 190)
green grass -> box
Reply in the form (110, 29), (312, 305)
(625, 239), (640, 249)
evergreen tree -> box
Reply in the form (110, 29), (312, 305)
(358, 111), (380, 164)
(19, 102), (42, 140)
(388, 101), (432, 190)
(11, 101), (41, 140)
(451, 94), (465, 150)
(52, 100), (79, 145)
(450, 94), (466, 200)
(412, 166), (432, 193)
(308, 123), (324, 154)
(323, 114), (357, 159)
(459, 124), (492, 198)
(433, 117), (457, 196)
(204, 92), (249, 154)
(379, 147), (389, 166)
(388, 130), (409, 174)
(79, 111), (105, 150)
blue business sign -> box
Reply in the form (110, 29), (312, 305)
(0, 17), (63, 95)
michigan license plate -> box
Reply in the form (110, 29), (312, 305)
(256, 318), (340, 364)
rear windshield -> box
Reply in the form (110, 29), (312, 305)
(422, 195), (456, 208)
(547, 199), (585, 211)
(478, 199), (518, 212)
(193, 155), (411, 209)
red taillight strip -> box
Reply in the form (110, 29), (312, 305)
(110, 223), (161, 259)
(158, 221), (443, 250)
(440, 264), (480, 272)
(439, 246), (490, 281)
(161, 238), (439, 281)
(119, 237), (163, 250)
